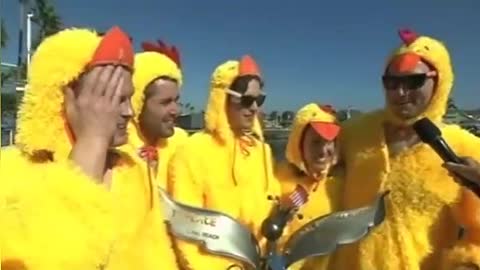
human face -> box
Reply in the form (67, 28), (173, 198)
(112, 68), (134, 146)
(301, 125), (338, 178)
(74, 66), (134, 147)
(139, 78), (179, 141)
(383, 60), (437, 120)
(226, 78), (266, 132)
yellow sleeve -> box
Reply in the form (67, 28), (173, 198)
(167, 140), (239, 270)
(441, 127), (480, 269)
(126, 203), (181, 270)
(0, 151), (114, 270)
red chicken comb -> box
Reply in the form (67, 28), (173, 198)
(141, 39), (181, 68)
(239, 55), (261, 77)
(398, 28), (419, 46)
(88, 26), (134, 70)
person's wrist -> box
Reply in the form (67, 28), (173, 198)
(74, 134), (110, 151)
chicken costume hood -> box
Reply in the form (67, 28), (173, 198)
(276, 103), (343, 270)
(331, 29), (480, 270)
(384, 28), (453, 125)
(168, 56), (280, 270)
(126, 39), (187, 189)
(1, 27), (180, 270)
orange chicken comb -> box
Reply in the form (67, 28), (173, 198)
(88, 26), (134, 70)
(239, 55), (261, 77)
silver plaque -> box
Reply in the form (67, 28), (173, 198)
(159, 187), (388, 270)
(158, 188), (261, 269)
(282, 191), (389, 267)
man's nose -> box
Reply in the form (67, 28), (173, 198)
(170, 102), (179, 117)
(122, 100), (134, 118)
(249, 101), (259, 112)
(395, 87), (408, 97)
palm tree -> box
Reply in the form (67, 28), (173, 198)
(14, 0), (62, 82)
(31, 0), (62, 47)
(1, 19), (8, 48)
(1, 19), (13, 87)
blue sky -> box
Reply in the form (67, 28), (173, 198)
(1, 0), (479, 112)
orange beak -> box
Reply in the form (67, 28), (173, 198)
(310, 122), (341, 141)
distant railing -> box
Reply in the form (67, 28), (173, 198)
(448, 103), (480, 122)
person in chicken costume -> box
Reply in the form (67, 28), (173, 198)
(125, 39), (188, 189)
(168, 55), (281, 270)
(0, 27), (180, 270)
(275, 103), (343, 270)
(329, 29), (480, 270)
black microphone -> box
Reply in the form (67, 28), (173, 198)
(413, 117), (480, 196)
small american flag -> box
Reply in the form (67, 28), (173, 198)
(286, 184), (309, 209)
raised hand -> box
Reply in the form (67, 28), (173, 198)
(65, 65), (125, 145)
(65, 65), (128, 183)
(443, 157), (480, 188)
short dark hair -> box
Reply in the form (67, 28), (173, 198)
(229, 75), (264, 94)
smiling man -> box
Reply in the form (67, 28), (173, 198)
(0, 27), (180, 270)
(330, 29), (480, 270)
(125, 39), (188, 189)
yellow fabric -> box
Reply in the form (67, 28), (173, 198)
(440, 241), (480, 270)
(1, 146), (113, 270)
(0, 28), (179, 270)
(1, 146), (180, 270)
(330, 33), (480, 270)
(276, 164), (343, 270)
(276, 103), (342, 270)
(131, 51), (183, 123)
(125, 125), (188, 189)
(15, 28), (101, 159)
(167, 59), (281, 270)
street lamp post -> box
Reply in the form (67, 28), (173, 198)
(26, 12), (33, 71)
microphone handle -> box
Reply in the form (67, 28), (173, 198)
(431, 139), (480, 197)
(431, 138), (463, 164)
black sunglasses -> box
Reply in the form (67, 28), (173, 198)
(226, 89), (266, 107)
(382, 71), (437, 91)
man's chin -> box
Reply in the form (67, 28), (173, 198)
(159, 128), (175, 139)
(112, 134), (128, 147)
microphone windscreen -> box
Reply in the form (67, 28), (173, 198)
(413, 118), (441, 143)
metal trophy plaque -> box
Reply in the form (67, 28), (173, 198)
(158, 188), (261, 269)
(282, 191), (389, 267)
(159, 187), (389, 270)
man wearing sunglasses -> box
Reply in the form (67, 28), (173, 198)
(330, 29), (480, 270)
(167, 55), (281, 270)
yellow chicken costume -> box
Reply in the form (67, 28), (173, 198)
(276, 103), (343, 270)
(168, 56), (281, 270)
(126, 39), (188, 189)
(330, 29), (480, 270)
(0, 27), (179, 270)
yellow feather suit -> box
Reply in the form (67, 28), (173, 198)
(275, 103), (343, 270)
(0, 28), (179, 270)
(329, 33), (480, 270)
(167, 59), (281, 270)
(124, 50), (188, 189)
